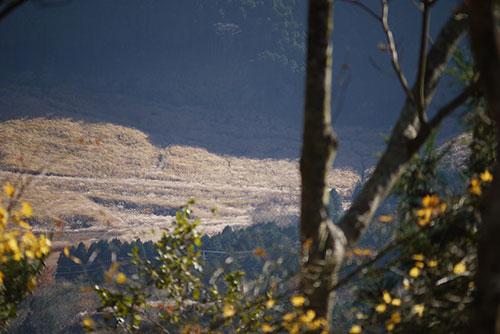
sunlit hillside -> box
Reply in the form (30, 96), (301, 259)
(0, 118), (361, 243)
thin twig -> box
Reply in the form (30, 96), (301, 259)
(381, 0), (414, 101)
(427, 79), (478, 129)
(413, 78), (478, 147)
(341, 0), (381, 21)
(332, 51), (352, 124)
(332, 71), (352, 124)
(416, 0), (432, 124)
(329, 225), (428, 293)
(0, 0), (27, 21)
(31, 0), (71, 8)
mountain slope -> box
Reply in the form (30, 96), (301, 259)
(0, 118), (361, 242)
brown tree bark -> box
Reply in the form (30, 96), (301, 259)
(299, 2), (468, 331)
(299, 0), (343, 330)
(468, 2), (500, 333)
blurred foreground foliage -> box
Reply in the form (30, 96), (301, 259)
(0, 180), (51, 329)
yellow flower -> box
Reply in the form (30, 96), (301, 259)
(428, 260), (438, 267)
(116, 272), (127, 284)
(18, 220), (31, 230)
(19, 202), (33, 218)
(299, 309), (316, 323)
(480, 170), (493, 182)
(375, 303), (387, 313)
(354, 248), (372, 256)
(38, 235), (51, 256)
(409, 267), (420, 278)
(453, 261), (467, 275)
(289, 323), (299, 334)
(386, 322), (395, 331)
(390, 311), (401, 324)
(439, 203), (447, 212)
(70, 256), (82, 264)
(290, 295), (306, 307)
(7, 238), (19, 253)
(25, 250), (35, 259)
(222, 304), (235, 318)
(253, 247), (267, 259)
(303, 238), (313, 250)
(82, 317), (95, 328)
(3, 184), (14, 197)
(415, 261), (425, 269)
(282, 312), (296, 322)
(412, 254), (424, 261)
(0, 207), (8, 225)
(27, 276), (36, 291)
(21, 232), (36, 246)
(356, 312), (367, 320)
(470, 178), (482, 195)
(308, 317), (324, 330)
(0, 271), (4, 284)
(261, 323), (273, 332)
(416, 208), (432, 227)
(391, 298), (401, 306)
(422, 195), (439, 207)
(266, 298), (275, 309)
(413, 304), (425, 317)
(349, 325), (362, 333)
(378, 215), (393, 223)
(382, 290), (392, 304)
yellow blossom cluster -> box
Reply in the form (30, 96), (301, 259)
(415, 194), (446, 227)
(350, 288), (426, 333)
(373, 291), (403, 331)
(0, 183), (51, 283)
(347, 248), (373, 257)
(469, 170), (493, 195)
(408, 254), (438, 279)
(279, 295), (328, 334)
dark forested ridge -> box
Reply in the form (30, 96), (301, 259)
(1, 0), (307, 121)
(55, 222), (300, 284)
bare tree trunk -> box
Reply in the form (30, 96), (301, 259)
(468, 2), (500, 333)
(300, 0), (343, 330)
(299, 2), (468, 331)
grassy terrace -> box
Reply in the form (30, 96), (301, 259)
(0, 118), (361, 243)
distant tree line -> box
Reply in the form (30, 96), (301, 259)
(56, 189), (347, 286)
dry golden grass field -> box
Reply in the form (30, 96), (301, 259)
(0, 118), (361, 244)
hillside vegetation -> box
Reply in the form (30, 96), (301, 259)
(0, 118), (361, 242)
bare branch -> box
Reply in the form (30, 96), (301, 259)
(341, 0), (380, 21)
(331, 225), (429, 293)
(31, 0), (71, 9)
(381, 0), (414, 101)
(332, 51), (352, 124)
(332, 71), (351, 124)
(416, 0), (432, 124)
(0, 0), (71, 20)
(0, 0), (28, 21)
(338, 12), (468, 246)
(426, 78), (478, 132)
